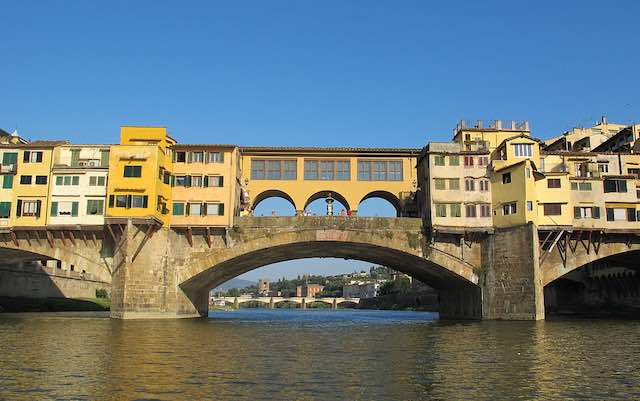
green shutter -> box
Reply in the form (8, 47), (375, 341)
(606, 208), (614, 221)
(2, 175), (13, 189)
(592, 207), (600, 219)
(72, 176), (79, 185)
(51, 202), (58, 217)
(0, 202), (11, 218)
(16, 199), (22, 217)
(574, 207), (581, 219)
(142, 196), (148, 208)
(55, 176), (63, 185)
(172, 202), (184, 216)
(2, 152), (17, 165)
(218, 203), (225, 216)
(70, 149), (80, 166)
(100, 150), (109, 167)
(203, 176), (209, 187)
(71, 202), (79, 217)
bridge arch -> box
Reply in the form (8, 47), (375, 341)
(358, 191), (402, 217)
(251, 190), (298, 213)
(177, 220), (481, 318)
(304, 190), (351, 213)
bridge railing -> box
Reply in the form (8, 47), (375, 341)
(236, 216), (423, 230)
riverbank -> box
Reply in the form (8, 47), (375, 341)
(0, 296), (110, 313)
(357, 292), (439, 312)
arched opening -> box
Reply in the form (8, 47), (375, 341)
(251, 190), (297, 216)
(358, 191), (402, 217)
(544, 250), (640, 317)
(183, 241), (480, 319)
(304, 191), (350, 216)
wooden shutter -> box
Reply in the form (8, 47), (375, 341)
(71, 202), (79, 217)
(574, 207), (581, 219)
(592, 207), (600, 219)
(51, 202), (58, 217)
(16, 200), (22, 217)
(35, 200), (41, 218)
(218, 203), (224, 216)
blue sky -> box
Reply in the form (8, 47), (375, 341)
(2, 1), (639, 283)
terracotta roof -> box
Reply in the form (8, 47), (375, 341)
(174, 144), (238, 149)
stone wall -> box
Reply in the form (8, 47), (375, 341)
(480, 223), (544, 320)
(0, 263), (110, 299)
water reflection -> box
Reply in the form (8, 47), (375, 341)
(0, 310), (639, 400)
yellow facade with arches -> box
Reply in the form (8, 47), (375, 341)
(238, 147), (420, 216)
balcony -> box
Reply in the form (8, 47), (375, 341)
(454, 119), (530, 136)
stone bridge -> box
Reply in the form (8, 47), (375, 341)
(0, 218), (638, 320)
(212, 296), (361, 309)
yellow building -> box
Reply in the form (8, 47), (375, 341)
(239, 147), (419, 216)
(0, 141), (64, 228)
(105, 127), (175, 226)
(170, 145), (241, 227)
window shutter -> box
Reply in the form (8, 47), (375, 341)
(186, 176), (192, 187)
(108, 195), (114, 208)
(3, 175), (12, 189)
(126, 195), (132, 209)
(201, 203), (205, 216)
(185, 203), (190, 215)
(72, 176), (79, 185)
(170, 175), (175, 187)
(187, 152), (192, 163)
(219, 176), (224, 187)
(219, 203), (224, 216)
(71, 202), (79, 217)
(219, 153), (224, 163)
(620, 180), (628, 192)
(36, 200), (41, 218)
(23, 151), (30, 163)
(627, 208), (636, 222)
(574, 207), (581, 219)
(36, 152), (43, 162)
(16, 200), (22, 217)
(143, 196), (148, 208)
(51, 202), (58, 217)
(592, 207), (600, 219)
(203, 176), (208, 187)
(100, 150), (110, 167)
(606, 208), (614, 221)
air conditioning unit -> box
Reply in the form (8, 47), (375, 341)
(78, 161), (87, 167)
(88, 161), (96, 167)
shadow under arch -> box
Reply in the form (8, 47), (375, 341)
(251, 189), (297, 212)
(180, 240), (481, 318)
(304, 190), (350, 212)
(358, 190), (402, 217)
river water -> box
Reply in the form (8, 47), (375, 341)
(1, 309), (639, 400)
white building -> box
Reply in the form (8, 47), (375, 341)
(49, 145), (110, 226)
(343, 282), (379, 299)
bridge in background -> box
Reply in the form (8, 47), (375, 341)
(211, 295), (361, 309)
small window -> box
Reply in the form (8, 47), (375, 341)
(479, 180), (489, 191)
(35, 176), (47, 185)
(450, 203), (461, 217)
(502, 202), (517, 215)
(86, 199), (104, 215)
(543, 203), (562, 216)
(56, 176), (63, 185)
(480, 204), (491, 217)
(21, 200), (40, 217)
(465, 178), (475, 191)
(449, 155), (459, 166)
(89, 176), (97, 186)
(435, 179), (446, 190)
(464, 156), (474, 167)
(598, 163), (608, 173)
(435, 204), (447, 217)
(502, 172), (511, 184)
(131, 195), (147, 208)
(188, 202), (202, 216)
(478, 157), (489, 166)
(115, 195), (127, 208)
(124, 166), (142, 178)
(172, 202), (185, 216)
(72, 176), (79, 186)
(208, 152), (224, 163)
(97, 176), (106, 186)
(207, 176), (224, 187)
(513, 143), (532, 157)
(527, 201), (533, 211)
(578, 182), (592, 191)
(20, 175), (32, 185)
(571, 182), (578, 190)
(63, 176), (72, 185)
(206, 203), (224, 216)
(465, 204), (477, 217)
(191, 152), (205, 163)
(175, 176), (187, 186)
(604, 179), (627, 193)
(175, 151), (186, 163)
(434, 155), (445, 166)
(448, 179), (460, 190)
(547, 179), (561, 188)
(191, 176), (203, 187)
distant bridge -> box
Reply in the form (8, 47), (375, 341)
(211, 295), (361, 309)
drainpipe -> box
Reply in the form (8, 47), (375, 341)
(618, 153), (622, 175)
